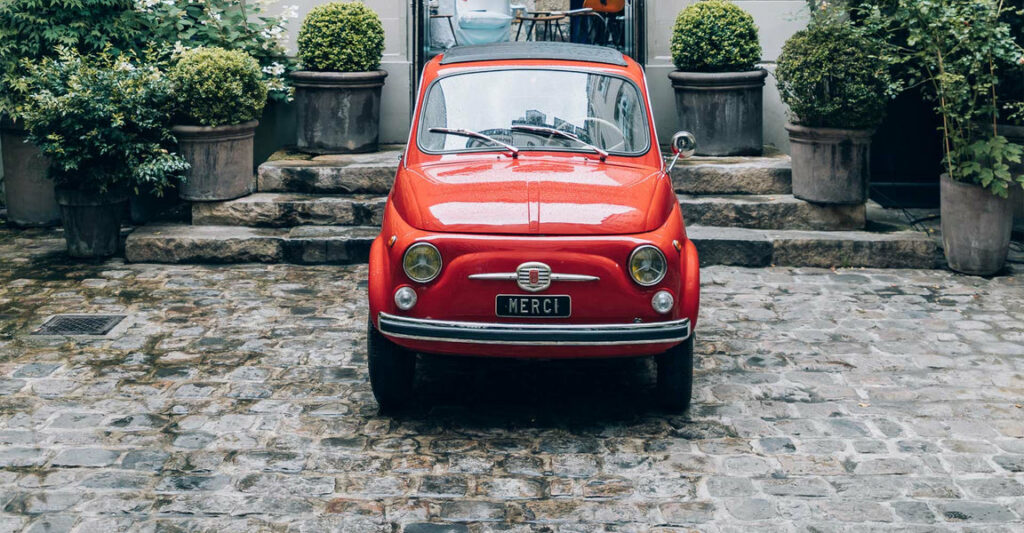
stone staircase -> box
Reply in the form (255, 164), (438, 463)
(125, 147), (942, 268)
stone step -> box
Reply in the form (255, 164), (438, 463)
(679, 194), (866, 231)
(671, 152), (792, 195)
(257, 147), (403, 194)
(689, 226), (941, 269)
(125, 224), (377, 265)
(192, 193), (385, 227)
(126, 223), (938, 269)
(257, 148), (791, 196)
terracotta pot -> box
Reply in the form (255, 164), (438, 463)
(786, 124), (874, 205)
(668, 69), (766, 156)
(1, 117), (59, 226)
(291, 70), (388, 154)
(940, 174), (1013, 276)
(174, 121), (258, 202)
(55, 188), (127, 258)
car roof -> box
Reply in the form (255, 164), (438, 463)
(439, 42), (628, 67)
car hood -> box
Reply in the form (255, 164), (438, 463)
(392, 158), (673, 235)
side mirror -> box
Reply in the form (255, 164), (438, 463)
(671, 131), (697, 159)
(667, 131), (697, 172)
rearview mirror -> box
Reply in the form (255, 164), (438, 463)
(671, 131), (697, 159)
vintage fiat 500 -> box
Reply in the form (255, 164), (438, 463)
(367, 42), (700, 411)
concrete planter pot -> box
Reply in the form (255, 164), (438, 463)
(940, 174), (1013, 276)
(55, 188), (127, 258)
(174, 121), (258, 202)
(995, 123), (1024, 223)
(786, 123), (874, 205)
(1, 117), (60, 226)
(668, 69), (767, 156)
(291, 70), (388, 154)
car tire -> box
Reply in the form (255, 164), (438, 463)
(367, 317), (416, 412)
(656, 334), (694, 412)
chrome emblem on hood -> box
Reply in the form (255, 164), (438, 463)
(517, 262), (551, 292)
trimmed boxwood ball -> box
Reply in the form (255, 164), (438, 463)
(671, 0), (761, 72)
(775, 23), (890, 129)
(169, 47), (268, 127)
(298, 2), (385, 72)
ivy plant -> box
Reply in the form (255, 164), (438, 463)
(854, 0), (1024, 197)
(19, 49), (188, 196)
(298, 2), (385, 72)
(0, 0), (138, 118)
(136, 0), (295, 102)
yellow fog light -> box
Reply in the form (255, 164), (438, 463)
(402, 242), (442, 283)
(629, 245), (667, 286)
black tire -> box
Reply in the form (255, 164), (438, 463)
(367, 317), (416, 412)
(656, 335), (694, 412)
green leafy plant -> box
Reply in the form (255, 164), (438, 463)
(19, 49), (188, 195)
(0, 0), (138, 118)
(775, 21), (892, 129)
(996, 0), (1023, 125)
(671, 0), (762, 72)
(169, 47), (268, 127)
(854, 0), (1024, 197)
(298, 2), (385, 72)
(136, 0), (294, 102)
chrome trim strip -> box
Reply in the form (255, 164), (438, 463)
(377, 312), (691, 346)
(468, 273), (600, 282)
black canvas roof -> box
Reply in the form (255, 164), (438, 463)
(439, 42), (628, 67)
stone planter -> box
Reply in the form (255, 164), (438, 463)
(55, 188), (127, 258)
(668, 69), (767, 156)
(1, 117), (59, 226)
(174, 121), (258, 202)
(940, 174), (1013, 276)
(291, 70), (388, 154)
(786, 124), (873, 205)
(995, 123), (1024, 223)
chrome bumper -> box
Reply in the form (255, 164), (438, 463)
(377, 312), (691, 346)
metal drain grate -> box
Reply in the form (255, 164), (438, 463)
(33, 314), (126, 336)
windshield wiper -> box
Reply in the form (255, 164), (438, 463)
(511, 124), (609, 161)
(428, 127), (520, 158)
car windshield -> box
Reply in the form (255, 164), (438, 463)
(418, 69), (650, 156)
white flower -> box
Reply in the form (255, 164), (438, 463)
(171, 41), (190, 57)
(281, 5), (299, 20)
(262, 62), (286, 76)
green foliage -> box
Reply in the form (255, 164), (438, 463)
(996, 0), (1023, 125)
(298, 2), (385, 72)
(776, 21), (891, 129)
(0, 0), (138, 117)
(19, 50), (188, 195)
(671, 0), (762, 72)
(169, 47), (268, 127)
(136, 0), (295, 102)
(854, 0), (1024, 196)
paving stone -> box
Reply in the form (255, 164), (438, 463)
(937, 501), (1018, 522)
(50, 448), (120, 467)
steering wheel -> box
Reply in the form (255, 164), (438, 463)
(582, 117), (626, 151)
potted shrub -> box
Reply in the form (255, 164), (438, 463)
(858, 0), (1023, 275)
(20, 50), (188, 258)
(668, 0), (764, 156)
(293, 1), (387, 154)
(168, 47), (268, 201)
(0, 0), (137, 227)
(775, 20), (891, 205)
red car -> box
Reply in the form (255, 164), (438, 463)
(367, 42), (700, 411)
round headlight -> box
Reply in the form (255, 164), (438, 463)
(629, 245), (667, 286)
(402, 242), (442, 283)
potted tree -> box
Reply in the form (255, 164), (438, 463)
(168, 47), (268, 201)
(858, 0), (1023, 275)
(0, 0), (138, 227)
(20, 50), (188, 258)
(668, 0), (764, 156)
(775, 20), (891, 205)
(293, 1), (386, 154)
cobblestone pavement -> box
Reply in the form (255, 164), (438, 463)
(0, 227), (1022, 533)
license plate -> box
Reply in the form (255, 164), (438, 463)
(496, 295), (571, 318)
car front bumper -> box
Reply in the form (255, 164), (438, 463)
(377, 312), (691, 346)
